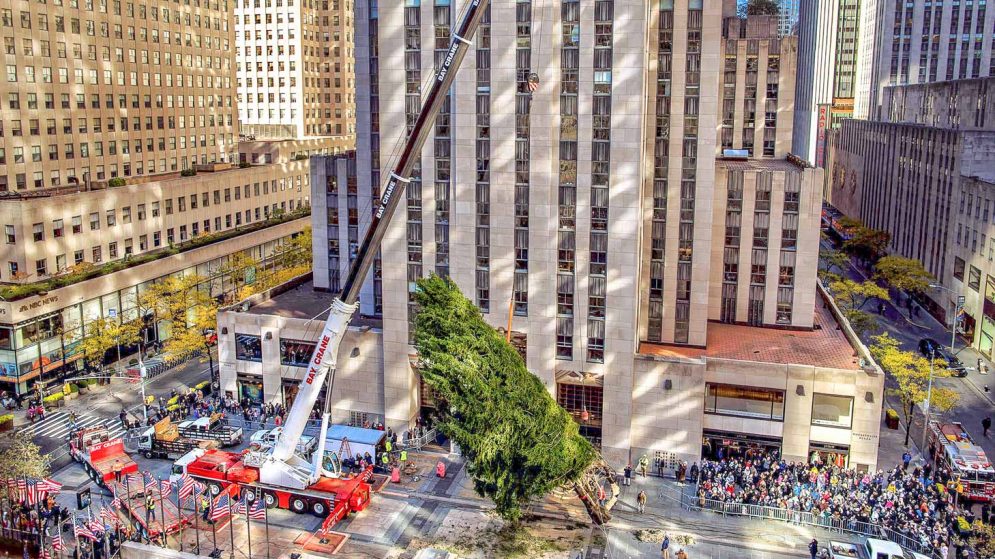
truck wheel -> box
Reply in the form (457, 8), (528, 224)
(143, 451), (153, 459)
(290, 497), (307, 514)
(310, 500), (328, 517)
(243, 488), (256, 503)
(208, 483), (221, 497)
(263, 492), (277, 509)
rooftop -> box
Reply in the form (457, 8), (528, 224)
(239, 279), (382, 329)
(638, 299), (861, 370)
(717, 158), (807, 172)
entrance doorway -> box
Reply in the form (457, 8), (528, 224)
(809, 442), (850, 468)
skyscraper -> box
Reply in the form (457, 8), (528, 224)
(862, 0), (995, 118)
(235, 0), (356, 139)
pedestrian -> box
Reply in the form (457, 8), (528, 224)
(902, 451), (912, 469)
(940, 543), (949, 559)
(636, 490), (647, 514)
(113, 460), (123, 484)
(983, 416), (991, 438)
(400, 449), (408, 465)
(144, 492), (156, 524)
(623, 464), (632, 486)
(809, 538), (819, 559)
(661, 534), (671, 559)
(877, 302), (885, 315)
(435, 460), (446, 478)
(200, 495), (211, 524)
(638, 455), (649, 477)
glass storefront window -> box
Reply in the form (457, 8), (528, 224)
(704, 383), (785, 421)
(17, 344), (38, 375)
(235, 334), (262, 362)
(82, 298), (101, 327)
(811, 393), (854, 428)
(0, 327), (11, 350)
(15, 322), (40, 349)
(280, 339), (316, 367)
(0, 350), (16, 377)
(62, 305), (82, 333)
(120, 286), (138, 313)
(101, 293), (121, 319)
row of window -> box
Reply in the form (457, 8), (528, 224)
(7, 200), (303, 280)
(9, 178), (303, 244)
(704, 382), (855, 429)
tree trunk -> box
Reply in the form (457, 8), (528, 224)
(903, 415), (912, 446)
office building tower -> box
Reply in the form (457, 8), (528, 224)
(235, 0), (356, 139)
(863, 0), (995, 118)
(0, 0), (237, 191)
(219, 2), (883, 472)
(793, 0), (864, 166)
(831, 78), (995, 354)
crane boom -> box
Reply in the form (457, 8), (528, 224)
(264, 0), (490, 479)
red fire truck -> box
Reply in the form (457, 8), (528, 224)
(69, 426), (139, 487)
(929, 421), (995, 502)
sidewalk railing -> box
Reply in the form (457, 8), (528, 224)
(398, 428), (438, 450)
(680, 491), (942, 559)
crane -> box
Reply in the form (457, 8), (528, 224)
(256, 0), (620, 524)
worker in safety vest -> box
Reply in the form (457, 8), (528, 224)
(400, 450), (408, 464)
(145, 492), (156, 523)
(200, 495), (212, 523)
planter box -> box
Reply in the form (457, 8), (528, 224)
(885, 413), (899, 430)
(0, 421), (12, 433)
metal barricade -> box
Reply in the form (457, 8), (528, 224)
(682, 491), (943, 559)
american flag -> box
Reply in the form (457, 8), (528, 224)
(100, 507), (118, 527)
(248, 499), (266, 520)
(39, 548), (51, 559)
(233, 497), (247, 516)
(210, 494), (231, 521)
(87, 517), (105, 535)
(15, 478), (26, 500)
(160, 479), (172, 495)
(37, 478), (62, 496)
(52, 532), (64, 551)
(25, 481), (39, 506)
(179, 475), (196, 500)
(142, 471), (156, 488)
(111, 496), (122, 509)
(125, 472), (143, 488)
(74, 521), (97, 541)
(527, 72), (540, 93)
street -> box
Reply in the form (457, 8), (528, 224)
(824, 239), (995, 462)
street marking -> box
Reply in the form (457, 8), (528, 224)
(23, 412), (127, 441)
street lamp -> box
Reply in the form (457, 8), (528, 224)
(929, 283), (964, 354)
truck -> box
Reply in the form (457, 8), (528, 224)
(137, 417), (219, 460)
(827, 539), (930, 559)
(176, 414), (243, 447)
(184, 0), (618, 527)
(250, 427), (317, 456)
(928, 420), (995, 502)
(69, 426), (139, 487)
(170, 448), (207, 484)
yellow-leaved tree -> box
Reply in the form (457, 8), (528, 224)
(869, 333), (959, 446)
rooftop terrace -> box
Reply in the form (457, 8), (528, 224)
(238, 279), (382, 329)
(638, 298), (862, 370)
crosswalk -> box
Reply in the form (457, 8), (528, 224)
(22, 410), (129, 441)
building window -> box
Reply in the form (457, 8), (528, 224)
(969, 265), (981, 292)
(280, 339), (317, 367)
(4, 225), (14, 244)
(953, 256), (965, 281)
(811, 393), (854, 428)
(235, 334), (263, 362)
(32, 223), (43, 242)
(704, 382), (785, 421)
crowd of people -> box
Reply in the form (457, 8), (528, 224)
(694, 449), (970, 551)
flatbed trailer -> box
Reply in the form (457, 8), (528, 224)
(109, 477), (190, 538)
(177, 415), (243, 447)
(70, 427), (139, 487)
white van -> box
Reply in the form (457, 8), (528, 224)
(828, 539), (931, 559)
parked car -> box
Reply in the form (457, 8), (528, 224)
(917, 338), (968, 377)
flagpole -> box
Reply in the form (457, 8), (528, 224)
(157, 477), (167, 548)
(123, 474), (135, 535)
(193, 488), (201, 556)
(72, 514), (82, 559)
(176, 481), (183, 554)
(227, 495), (235, 559)
(245, 497), (252, 559)
(210, 493), (218, 556)
(262, 500), (270, 559)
